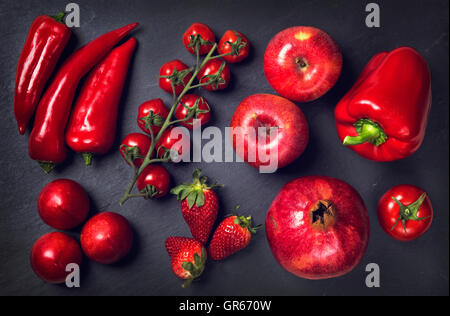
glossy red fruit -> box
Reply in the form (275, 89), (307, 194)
(377, 185), (433, 241)
(230, 94), (309, 170)
(81, 212), (133, 264)
(165, 236), (207, 288)
(156, 127), (190, 162)
(264, 26), (342, 102)
(182, 23), (215, 55)
(137, 99), (169, 136)
(218, 30), (250, 63)
(266, 176), (370, 280)
(159, 60), (193, 95)
(120, 133), (152, 167)
(171, 169), (221, 244)
(30, 232), (82, 284)
(38, 179), (90, 230)
(197, 59), (230, 91)
(136, 164), (171, 198)
(175, 94), (211, 130)
(209, 210), (261, 260)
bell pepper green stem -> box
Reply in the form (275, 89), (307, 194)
(343, 118), (387, 147)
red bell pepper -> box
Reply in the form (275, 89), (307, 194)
(335, 47), (431, 162)
(65, 38), (137, 166)
(28, 22), (138, 173)
(14, 12), (71, 135)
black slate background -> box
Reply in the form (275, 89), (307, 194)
(0, 0), (448, 296)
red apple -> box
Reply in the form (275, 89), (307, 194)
(81, 212), (133, 264)
(30, 232), (83, 284)
(230, 94), (308, 170)
(264, 26), (342, 102)
(266, 176), (369, 279)
(38, 179), (90, 230)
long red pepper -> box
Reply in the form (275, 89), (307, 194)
(65, 38), (137, 166)
(28, 23), (138, 173)
(14, 12), (71, 135)
(335, 47), (431, 162)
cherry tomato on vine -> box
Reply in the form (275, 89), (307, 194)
(218, 30), (250, 63)
(182, 23), (215, 55)
(175, 94), (211, 130)
(120, 133), (152, 167)
(136, 164), (171, 199)
(156, 127), (190, 162)
(137, 99), (169, 136)
(197, 59), (230, 91)
(377, 184), (433, 241)
(159, 60), (193, 95)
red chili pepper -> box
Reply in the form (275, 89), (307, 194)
(335, 47), (431, 162)
(65, 38), (137, 166)
(28, 23), (139, 173)
(14, 12), (71, 135)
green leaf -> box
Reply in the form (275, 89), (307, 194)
(195, 191), (205, 208)
(186, 192), (197, 209)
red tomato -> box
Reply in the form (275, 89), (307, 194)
(156, 127), (190, 162)
(159, 60), (193, 95)
(38, 179), (90, 230)
(137, 99), (169, 136)
(136, 164), (171, 198)
(120, 133), (152, 167)
(182, 23), (215, 55)
(175, 94), (211, 130)
(197, 59), (230, 91)
(377, 184), (433, 241)
(81, 212), (133, 264)
(218, 30), (250, 63)
(30, 232), (83, 284)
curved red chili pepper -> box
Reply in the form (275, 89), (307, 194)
(335, 47), (431, 162)
(65, 38), (137, 166)
(14, 12), (71, 135)
(28, 23), (139, 173)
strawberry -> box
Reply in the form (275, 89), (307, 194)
(209, 206), (262, 260)
(165, 236), (207, 288)
(171, 169), (221, 244)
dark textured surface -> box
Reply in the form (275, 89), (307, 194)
(0, 0), (448, 296)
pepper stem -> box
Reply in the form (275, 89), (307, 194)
(39, 162), (55, 174)
(343, 118), (387, 147)
(82, 153), (93, 166)
(50, 11), (66, 24)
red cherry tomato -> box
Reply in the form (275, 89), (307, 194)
(81, 212), (133, 264)
(136, 164), (171, 198)
(120, 133), (152, 167)
(156, 127), (190, 162)
(197, 59), (230, 91)
(159, 60), (193, 95)
(137, 99), (169, 136)
(38, 179), (90, 230)
(175, 94), (211, 130)
(218, 30), (250, 63)
(377, 184), (433, 241)
(30, 232), (83, 284)
(182, 23), (215, 55)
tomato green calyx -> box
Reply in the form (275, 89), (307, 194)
(310, 200), (336, 228)
(139, 110), (165, 132)
(188, 34), (215, 53)
(181, 247), (206, 288)
(38, 161), (56, 174)
(82, 152), (93, 166)
(139, 184), (160, 199)
(171, 168), (222, 209)
(49, 11), (66, 23)
(160, 67), (194, 89)
(181, 97), (210, 125)
(391, 193), (430, 235)
(343, 118), (387, 147)
(120, 144), (143, 165)
(229, 205), (263, 234)
(223, 32), (247, 56)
